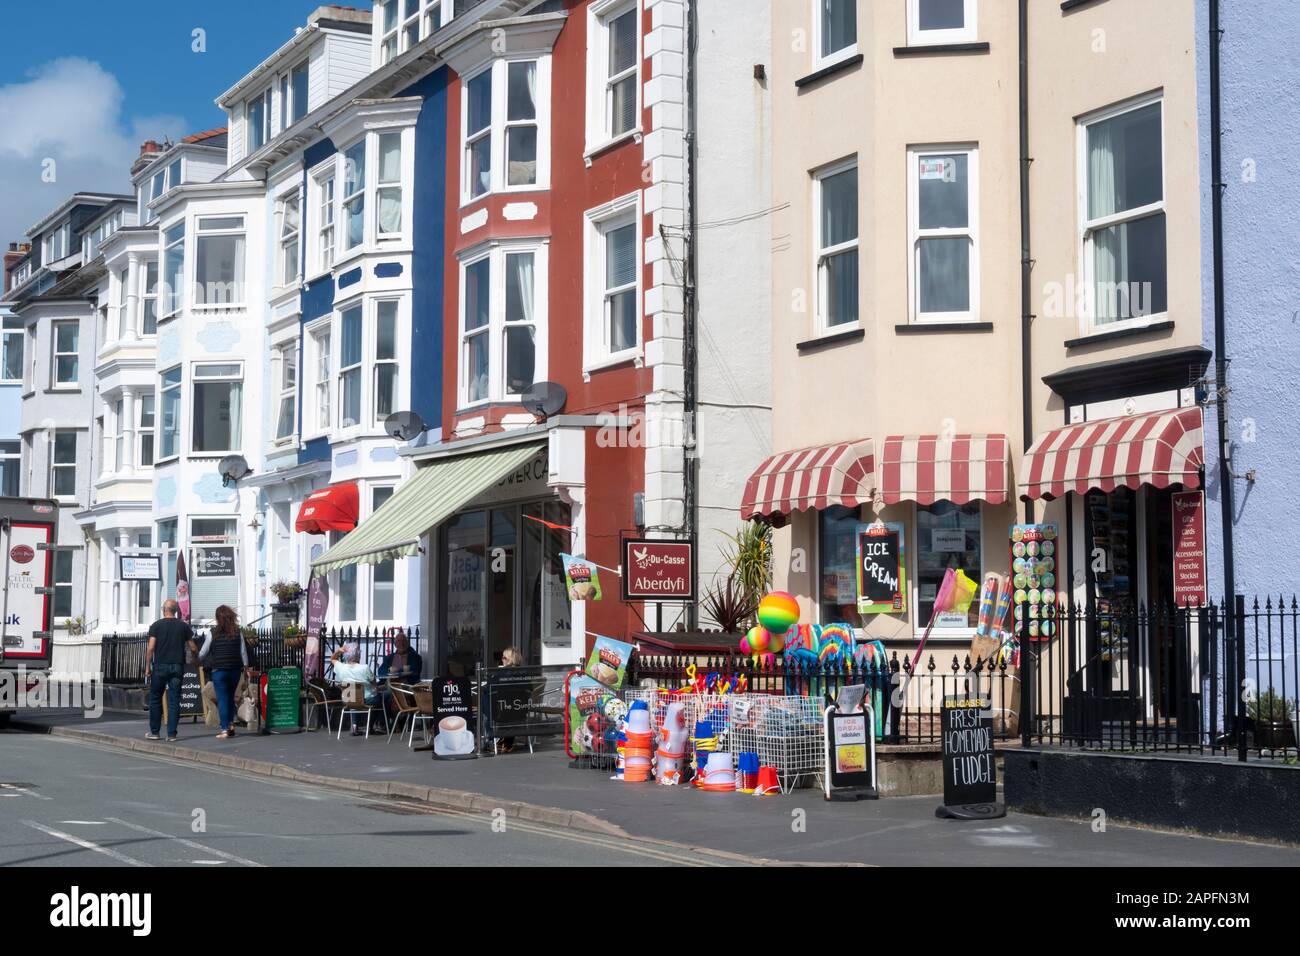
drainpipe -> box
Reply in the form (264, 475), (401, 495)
(1018, 0), (1034, 526)
(682, 0), (699, 629)
(1209, 0), (1235, 607)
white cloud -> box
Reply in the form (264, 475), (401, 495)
(0, 58), (187, 242)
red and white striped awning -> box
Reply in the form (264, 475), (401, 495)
(740, 439), (875, 520)
(1020, 407), (1204, 501)
(879, 434), (1010, 506)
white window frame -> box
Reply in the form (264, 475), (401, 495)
(193, 216), (247, 309)
(341, 139), (368, 255)
(907, 144), (980, 325)
(44, 223), (69, 263)
(373, 298), (401, 426)
(112, 398), (125, 474)
(158, 366), (182, 462)
(375, 131), (404, 239)
(306, 322), (332, 438)
(1077, 93), (1167, 337)
(336, 302), (364, 431)
(378, 0), (400, 65)
(457, 242), (549, 407)
(812, 0), (859, 68)
(312, 167), (336, 276)
(585, 0), (641, 156)
(370, 485), (398, 622)
(138, 392), (156, 468)
(289, 59), (310, 126)
(277, 189), (302, 288)
(460, 56), (551, 204)
(162, 221), (185, 318)
(813, 157), (860, 334)
(907, 0), (978, 46)
(51, 320), (80, 388)
(582, 193), (641, 374)
(247, 87), (273, 152)
(51, 549), (74, 622)
(0, 318), (23, 385)
(140, 258), (159, 336)
(51, 429), (77, 500)
(274, 342), (298, 445)
(190, 361), (244, 455)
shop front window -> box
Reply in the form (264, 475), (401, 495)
(915, 501), (981, 629)
(818, 505), (861, 624)
(443, 510), (486, 678)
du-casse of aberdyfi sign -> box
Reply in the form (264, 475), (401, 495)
(621, 538), (694, 601)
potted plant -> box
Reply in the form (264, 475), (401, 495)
(283, 623), (306, 648)
(701, 575), (760, 634)
(269, 580), (304, 608)
(239, 624), (259, 648)
(1249, 689), (1297, 751)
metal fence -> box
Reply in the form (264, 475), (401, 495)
(1019, 597), (1298, 762)
(626, 651), (1021, 744)
(99, 625), (425, 685)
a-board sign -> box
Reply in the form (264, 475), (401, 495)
(179, 665), (206, 719)
(937, 694), (1004, 819)
(433, 676), (476, 760)
(823, 689), (878, 801)
(856, 522), (907, 615)
(482, 665), (567, 740)
(264, 667), (302, 733)
(118, 554), (162, 582)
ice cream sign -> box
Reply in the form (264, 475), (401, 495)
(620, 538), (695, 601)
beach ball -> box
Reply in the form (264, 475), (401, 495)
(757, 591), (800, 636)
(741, 625), (769, 656)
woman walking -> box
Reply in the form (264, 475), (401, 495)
(199, 605), (251, 740)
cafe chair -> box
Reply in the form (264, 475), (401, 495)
(386, 683), (424, 745)
(337, 682), (388, 740)
(409, 685), (437, 748)
(304, 678), (343, 733)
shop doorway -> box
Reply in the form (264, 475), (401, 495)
(438, 500), (571, 677)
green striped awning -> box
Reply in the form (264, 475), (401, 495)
(311, 442), (545, 573)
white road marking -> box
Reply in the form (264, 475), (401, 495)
(60, 820), (107, 825)
(106, 817), (264, 867)
(23, 820), (150, 867)
(191, 860), (228, 865)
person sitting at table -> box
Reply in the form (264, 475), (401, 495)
(378, 633), (423, 684)
(331, 644), (378, 736)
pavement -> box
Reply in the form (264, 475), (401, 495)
(7, 709), (1300, 866)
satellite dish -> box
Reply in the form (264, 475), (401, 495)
(219, 454), (252, 487)
(384, 410), (426, 442)
(521, 381), (567, 418)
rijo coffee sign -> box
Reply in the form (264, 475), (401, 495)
(621, 538), (695, 602)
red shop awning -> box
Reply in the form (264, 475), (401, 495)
(1019, 407), (1204, 502)
(295, 482), (360, 534)
(740, 439), (875, 519)
(879, 434), (1010, 506)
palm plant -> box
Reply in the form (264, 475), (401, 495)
(718, 522), (773, 598)
(701, 575), (759, 633)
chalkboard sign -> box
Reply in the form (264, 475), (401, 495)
(264, 667), (302, 734)
(432, 676), (476, 760)
(856, 522), (907, 614)
(482, 665), (567, 740)
(161, 665), (207, 724)
(936, 694), (1004, 819)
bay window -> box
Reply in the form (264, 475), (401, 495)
(915, 502), (981, 630)
(316, 172), (335, 271)
(162, 222), (184, 316)
(338, 304), (363, 428)
(159, 367), (181, 460)
(818, 0), (857, 63)
(815, 160), (859, 330)
(311, 326), (331, 432)
(908, 0), (977, 46)
(191, 362), (243, 453)
(909, 146), (978, 323)
(139, 394), (155, 467)
(376, 132), (402, 237)
(506, 61), (538, 186)
(460, 245), (545, 406)
(113, 399), (125, 471)
(374, 300), (399, 423)
(1081, 97), (1166, 330)
(53, 320), (79, 386)
(279, 191), (301, 286)
(342, 140), (366, 251)
(276, 344), (297, 442)
(465, 70), (492, 200)
(194, 216), (246, 306)
(140, 260), (159, 335)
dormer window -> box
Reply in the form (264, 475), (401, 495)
(43, 223), (70, 263)
(378, 0), (400, 64)
(280, 60), (310, 129)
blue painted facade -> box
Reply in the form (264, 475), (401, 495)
(1196, 0), (1300, 602)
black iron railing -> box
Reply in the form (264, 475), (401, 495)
(1019, 597), (1298, 762)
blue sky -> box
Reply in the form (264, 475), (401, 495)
(0, 0), (341, 244)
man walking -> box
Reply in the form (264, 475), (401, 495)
(145, 599), (197, 741)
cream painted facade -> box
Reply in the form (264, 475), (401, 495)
(767, 0), (1021, 647)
